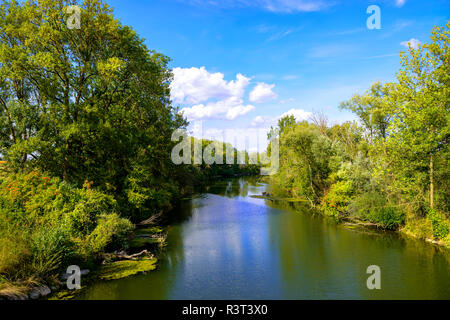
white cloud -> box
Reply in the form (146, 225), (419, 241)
(181, 97), (255, 121)
(400, 38), (420, 49)
(249, 83), (278, 103)
(395, 0), (406, 7)
(251, 108), (312, 128)
(280, 108), (312, 121)
(226, 104), (256, 120)
(172, 67), (255, 121)
(251, 115), (274, 127)
(171, 67), (250, 104)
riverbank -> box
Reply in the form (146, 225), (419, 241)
(255, 186), (450, 250)
(3, 177), (447, 300)
(0, 164), (261, 300)
(75, 177), (450, 300)
(0, 224), (165, 300)
(0, 174), (260, 300)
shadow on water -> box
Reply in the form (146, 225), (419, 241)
(78, 177), (450, 300)
(266, 197), (450, 299)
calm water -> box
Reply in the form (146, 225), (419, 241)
(79, 177), (450, 299)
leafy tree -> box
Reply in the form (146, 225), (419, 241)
(268, 22), (449, 238)
(0, 0), (185, 219)
(340, 82), (391, 143)
(276, 121), (340, 204)
(384, 22), (450, 210)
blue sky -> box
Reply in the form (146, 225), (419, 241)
(106, 0), (449, 149)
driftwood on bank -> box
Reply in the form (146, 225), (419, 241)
(103, 250), (153, 263)
(137, 211), (163, 226)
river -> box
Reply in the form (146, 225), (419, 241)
(78, 177), (450, 299)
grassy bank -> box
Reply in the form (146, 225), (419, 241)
(0, 170), (133, 299)
(0, 168), (169, 300)
(262, 184), (450, 250)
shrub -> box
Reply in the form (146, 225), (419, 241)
(321, 180), (354, 218)
(428, 209), (449, 240)
(371, 207), (406, 230)
(79, 213), (134, 259)
(349, 191), (405, 230)
(0, 171), (134, 282)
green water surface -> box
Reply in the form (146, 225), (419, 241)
(78, 177), (450, 299)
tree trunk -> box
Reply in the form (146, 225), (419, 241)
(430, 153), (434, 209)
(308, 162), (318, 201)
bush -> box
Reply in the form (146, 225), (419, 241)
(371, 207), (406, 230)
(80, 213), (134, 259)
(30, 224), (70, 278)
(349, 191), (405, 230)
(321, 180), (354, 218)
(428, 209), (449, 240)
(0, 171), (134, 282)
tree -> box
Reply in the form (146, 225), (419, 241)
(277, 121), (338, 204)
(0, 0), (185, 219)
(385, 21), (450, 210)
(340, 82), (391, 143)
(267, 115), (296, 140)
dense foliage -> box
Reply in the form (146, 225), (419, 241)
(0, 0), (259, 293)
(0, 0), (448, 298)
(0, 169), (133, 281)
(0, 0), (189, 221)
(271, 22), (449, 240)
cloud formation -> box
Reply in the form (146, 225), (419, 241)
(171, 67), (262, 121)
(280, 108), (312, 121)
(171, 67), (249, 104)
(249, 83), (278, 103)
(251, 108), (312, 127)
(180, 97), (255, 121)
(400, 38), (420, 49)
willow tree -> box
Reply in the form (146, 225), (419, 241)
(0, 0), (185, 219)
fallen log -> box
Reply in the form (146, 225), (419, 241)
(103, 250), (153, 263)
(137, 211), (163, 226)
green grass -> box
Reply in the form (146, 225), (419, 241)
(97, 258), (157, 281)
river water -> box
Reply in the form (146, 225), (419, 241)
(78, 177), (450, 299)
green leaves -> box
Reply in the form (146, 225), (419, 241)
(272, 21), (449, 234)
(0, 0), (185, 219)
(340, 82), (391, 142)
(428, 209), (449, 240)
